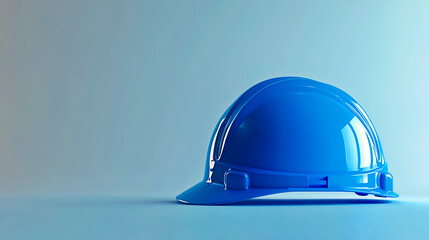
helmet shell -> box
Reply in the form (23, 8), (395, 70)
(177, 77), (397, 205)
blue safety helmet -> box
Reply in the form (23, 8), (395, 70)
(177, 77), (398, 205)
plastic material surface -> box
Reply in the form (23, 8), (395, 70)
(177, 77), (398, 205)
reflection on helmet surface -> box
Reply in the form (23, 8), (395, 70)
(341, 116), (378, 172)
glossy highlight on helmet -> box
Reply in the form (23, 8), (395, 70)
(177, 77), (398, 205)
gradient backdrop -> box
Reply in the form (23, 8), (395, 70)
(3, 1), (429, 239)
(2, 2), (429, 238)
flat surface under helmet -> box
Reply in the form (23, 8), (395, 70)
(177, 77), (398, 205)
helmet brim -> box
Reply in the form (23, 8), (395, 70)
(176, 182), (287, 205)
(177, 182), (398, 205)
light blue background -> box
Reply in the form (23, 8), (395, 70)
(1, 1), (429, 239)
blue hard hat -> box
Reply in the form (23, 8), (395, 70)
(177, 77), (398, 205)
